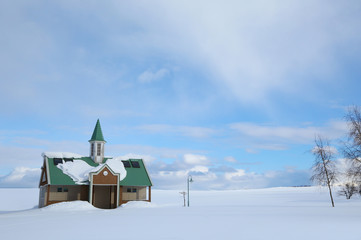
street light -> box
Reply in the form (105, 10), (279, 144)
(187, 175), (194, 207)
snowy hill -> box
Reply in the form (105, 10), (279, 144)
(0, 187), (361, 240)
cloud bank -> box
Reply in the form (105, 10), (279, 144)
(1, 0), (360, 117)
(0, 153), (311, 190)
(0, 167), (41, 188)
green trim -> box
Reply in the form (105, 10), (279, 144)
(89, 119), (106, 142)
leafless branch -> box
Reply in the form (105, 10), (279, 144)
(311, 135), (337, 207)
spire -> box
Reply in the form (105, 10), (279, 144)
(89, 119), (106, 142)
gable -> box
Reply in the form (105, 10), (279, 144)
(91, 165), (119, 185)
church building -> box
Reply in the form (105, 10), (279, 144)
(38, 120), (152, 209)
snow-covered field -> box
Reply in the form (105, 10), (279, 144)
(1, 187), (361, 240)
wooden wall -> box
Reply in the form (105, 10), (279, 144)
(121, 187), (147, 201)
(92, 167), (118, 185)
(45, 185), (89, 206)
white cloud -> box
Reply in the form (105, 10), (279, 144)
(106, 143), (201, 162)
(138, 68), (169, 83)
(136, 124), (217, 138)
(224, 169), (246, 181)
(224, 156), (237, 163)
(150, 163), (311, 190)
(183, 154), (209, 165)
(2, 167), (39, 182)
(0, 137), (90, 172)
(0, 1), (360, 119)
(230, 122), (316, 143)
(246, 144), (288, 153)
(230, 120), (347, 146)
(0, 167), (40, 187)
(189, 165), (209, 173)
(103, 0), (361, 104)
(220, 167), (311, 190)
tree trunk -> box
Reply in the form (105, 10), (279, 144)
(321, 150), (335, 207)
(327, 181), (335, 207)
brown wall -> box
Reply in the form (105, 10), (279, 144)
(92, 167), (118, 185)
(118, 186), (123, 206)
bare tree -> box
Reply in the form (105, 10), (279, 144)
(338, 182), (357, 199)
(343, 106), (361, 184)
(311, 136), (337, 207)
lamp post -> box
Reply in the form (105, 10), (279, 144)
(187, 175), (193, 207)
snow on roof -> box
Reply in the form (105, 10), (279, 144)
(56, 160), (95, 184)
(56, 157), (127, 184)
(104, 157), (127, 177)
(42, 152), (84, 159)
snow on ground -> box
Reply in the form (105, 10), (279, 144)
(1, 187), (361, 240)
(40, 201), (99, 212)
(120, 200), (156, 209)
(0, 188), (39, 212)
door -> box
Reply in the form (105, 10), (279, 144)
(93, 186), (111, 209)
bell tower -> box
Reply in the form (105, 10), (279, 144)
(89, 119), (106, 163)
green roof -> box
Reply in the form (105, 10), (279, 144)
(46, 157), (152, 187)
(119, 159), (152, 186)
(47, 157), (99, 185)
(89, 119), (105, 142)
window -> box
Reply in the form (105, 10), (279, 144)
(56, 187), (68, 192)
(132, 188), (137, 193)
(97, 143), (101, 156)
(130, 160), (140, 168)
(127, 188), (131, 193)
(53, 158), (62, 165)
(122, 160), (131, 168)
(91, 143), (94, 156)
(64, 158), (73, 162)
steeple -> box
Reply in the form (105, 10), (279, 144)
(89, 119), (106, 142)
(89, 119), (106, 163)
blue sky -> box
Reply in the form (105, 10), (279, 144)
(1, 0), (361, 190)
